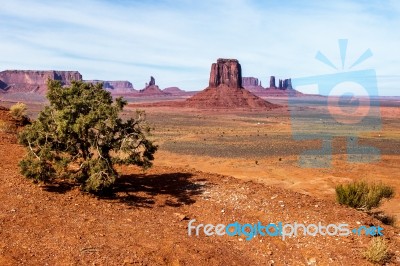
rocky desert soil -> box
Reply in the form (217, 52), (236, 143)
(0, 103), (400, 265)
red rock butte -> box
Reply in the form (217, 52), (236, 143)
(0, 70), (82, 93)
(186, 58), (279, 109)
(209, 58), (242, 88)
(139, 76), (170, 96)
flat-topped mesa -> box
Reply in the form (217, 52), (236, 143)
(85, 80), (133, 89)
(0, 70), (81, 86)
(242, 77), (259, 87)
(209, 58), (242, 88)
(105, 81), (133, 90)
(0, 70), (82, 93)
(84, 80), (136, 94)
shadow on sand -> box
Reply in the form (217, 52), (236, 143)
(109, 172), (207, 208)
(41, 171), (207, 208)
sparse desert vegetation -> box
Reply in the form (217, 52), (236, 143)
(335, 181), (395, 210)
(1, 55), (400, 265)
(0, 94), (400, 265)
(9, 102), (27, 121)
(18, 81), (157, 193)
(1, 0), (400, 264)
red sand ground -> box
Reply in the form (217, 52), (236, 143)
(0, 106), (400, 265)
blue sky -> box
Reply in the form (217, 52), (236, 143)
(1, 0), (399, 95)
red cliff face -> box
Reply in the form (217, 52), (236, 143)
(209, 59), (242, 88)
(186, 59), (279, 109)
(84, 80), (137, 94)
(242, 77), (259, 87)
(105, 81), (133, 90)
(0, 70), (82, 93)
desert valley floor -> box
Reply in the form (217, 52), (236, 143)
(0, 96), (399, 265)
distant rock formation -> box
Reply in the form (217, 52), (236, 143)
(276, 78), (293, 90)
(149, 76), (156, 86)
(0, 70), (82, 93)
(139, 76), (170, 96)
(209, 59), (242, 88)
(162, 87), (187, 96)
(241, 75), (301, 97)
(278, 79), (283, 89)
(186, 59), (278, 109)
(242, 76), (265, 95)
(269, 76), (276, 88)
(84, 80), (137, 94)
(242, 75), (294, 92)
(106, 81), (134, 90)
(283, 79), (293, 90)
(242, 77), (259, 87)
(257, 76), (300, 96)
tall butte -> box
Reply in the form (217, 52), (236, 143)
(186, 58), (278, 109)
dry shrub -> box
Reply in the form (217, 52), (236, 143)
(363, 237), (390, 264)
(0, 120), (16, 134)
(9, 102), (27, 121)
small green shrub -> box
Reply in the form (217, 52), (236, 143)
(18, 80), (157, 193)
(335, 181), (394, 210)
(9, 102), (27, 120)
(363, 237), (390, 264)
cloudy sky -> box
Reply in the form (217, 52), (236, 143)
(1, 0), (399, 95)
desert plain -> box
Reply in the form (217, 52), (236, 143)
(0, 93), (399, 265)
